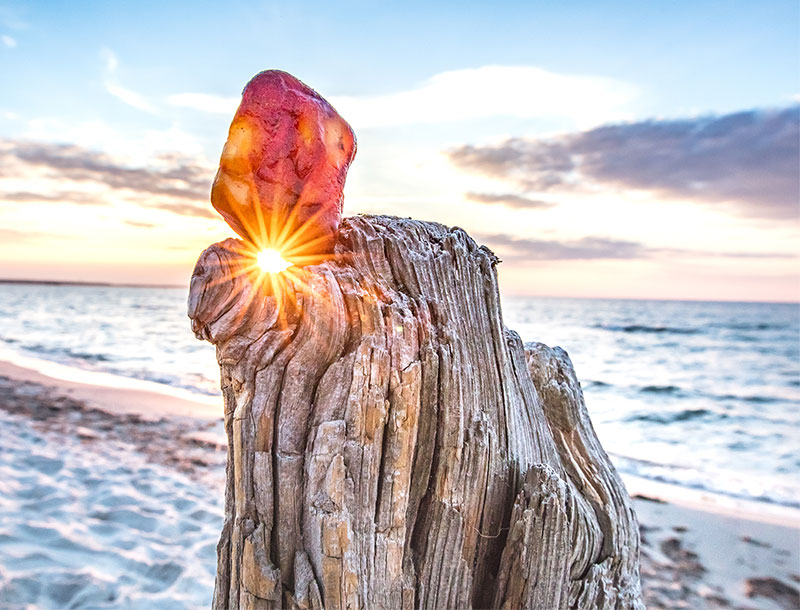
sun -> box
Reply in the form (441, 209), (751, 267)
(257, 248), (291, 273)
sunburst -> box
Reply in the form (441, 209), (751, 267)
(199, 195), (344, 338)
(202, 115), (349, 334)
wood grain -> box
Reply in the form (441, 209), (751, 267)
(189, 215), (644, 609)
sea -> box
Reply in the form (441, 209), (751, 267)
(0, 282), (798, 510)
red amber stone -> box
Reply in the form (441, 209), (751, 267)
(211, 70), (356, 258)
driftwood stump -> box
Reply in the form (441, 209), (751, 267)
(188, 215), (644, 610)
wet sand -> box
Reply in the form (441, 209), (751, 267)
(0, 359), (797, 609)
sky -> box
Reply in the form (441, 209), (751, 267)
(0, 0), (798, 301)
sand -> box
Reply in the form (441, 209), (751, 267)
(0, 357), (798, 609)
(0, 357), (221, 422)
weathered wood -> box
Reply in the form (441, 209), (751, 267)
(188, 215), (644, 609)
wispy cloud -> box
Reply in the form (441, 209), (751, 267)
(465, 192), (554, 210)
(476, 232), (796, 263)
(124, 220), (157, 228)
(477, 233), (646, 261)
(0, 228), (71, 243)
(0, 139), (215, 219)
(104, 82), (157, 113)
(329, 66), (638, 129)
(167, 92), (238, 114)
(144, 201), (215, 219)
(100, 47), (118, 72)
(100, 48), (156, 113)
(449, 106), (800, 220)
(3, 140), (210, 199)
(171, 66), (637, 127)
(0, 190), (102, 204)
(1, 34), (16, 48)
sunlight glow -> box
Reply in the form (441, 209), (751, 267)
(257, 248), (291, 273)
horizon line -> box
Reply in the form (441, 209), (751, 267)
(1, 278), (797, 306)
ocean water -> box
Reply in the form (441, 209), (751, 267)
(0, 283), (798, 509)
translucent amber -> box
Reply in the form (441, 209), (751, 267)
(211, 70), (356, 258)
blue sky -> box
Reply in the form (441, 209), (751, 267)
(1, 1), (798, 299)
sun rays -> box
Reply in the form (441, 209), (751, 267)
(196, 197), (347, 339)
(200, 105), (355, 335)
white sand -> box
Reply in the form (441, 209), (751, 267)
(635, 495), (800, 609)
(0, 356), (221, 422)
(0, 407), (222, 609)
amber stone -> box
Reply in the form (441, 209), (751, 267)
(211, 70), (356, 258)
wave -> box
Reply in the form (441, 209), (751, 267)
(584, 379), (611, 388)
(17, 343), (113, 364)
(711, 322), (789, 331)
(632, 384), (786, 405)
(611, 452), (800, 510)
(639, 384), (682, 395)
(627, 408), (715, 424)
(717, 394), (781, 404)
(0, 341), (219, 398)
(594, 324), (700, 335)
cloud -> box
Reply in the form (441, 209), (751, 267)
(143, 201), (216, 219)
(167, 93), (238, 114)
(124, 220), (157, 228)
(465, 192), (554, 210)
(0, 190), (102, 205)
(0, 228), (70, 243)
(1, 34), (15, 48)
(475, 232), (796, 263)
(104, 82), (156, 113)
(0, 139), (216, 219)
(1, 140), (211, 199)
(450, 139), (575, 192)
(100, 48), (118, 72)
(477, 233), (647, 261)
(449, 106), (800, 219)
(334, 65), (638, 129)
(165, 65), (636, 128)
(100, 48), (156, 113)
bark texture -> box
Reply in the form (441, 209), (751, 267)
(188, 215), (644, 610)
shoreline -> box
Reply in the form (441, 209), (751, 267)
(0, 354), (220, 422)
(0, 278), (186, 289)
(4, 278), (799, 305)
(623, 474), (800, 530)
(1, 353), (798, 524)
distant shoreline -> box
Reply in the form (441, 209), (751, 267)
(1, 278), (797, 304)
(0, 278), (185, 289)
(502, 293), (800, 306)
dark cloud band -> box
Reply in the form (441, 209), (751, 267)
(450, 106), (800, 219)
(0, 139), (215, 218)
(465, 192), (554, 209)
(475, 232), (796, 263)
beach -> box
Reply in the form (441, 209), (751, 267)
(0, 360), (226, 609)
(0, 358), (796, 609)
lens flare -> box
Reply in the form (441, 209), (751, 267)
(257, 248), (291, 274)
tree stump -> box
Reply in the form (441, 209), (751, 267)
(188, 215), (644, 610)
